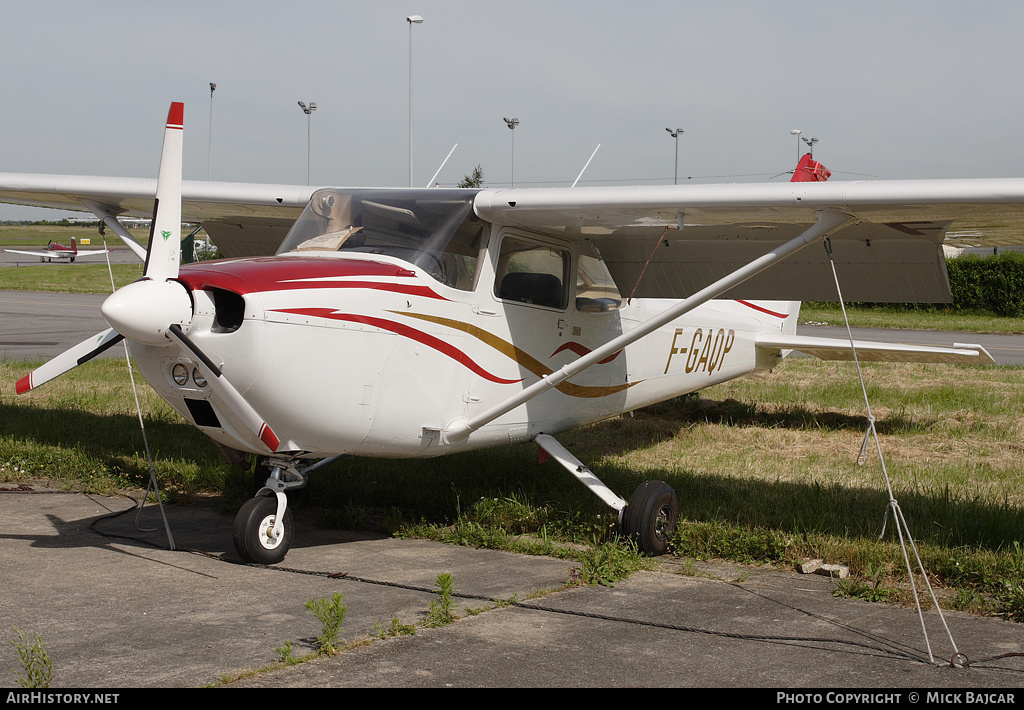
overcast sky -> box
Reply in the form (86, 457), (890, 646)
(2, 1), (1023, 219)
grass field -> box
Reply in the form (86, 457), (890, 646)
(2, 350), (1023, 618)
(1, 223), (1021, 616)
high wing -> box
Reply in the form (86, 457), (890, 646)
(0, 173), (314, 258)
(473, 179), (1024, 302)
(2, 173), (1024, 301)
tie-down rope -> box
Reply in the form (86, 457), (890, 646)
(823, 237), (962, 668)
(103, 238), (176, 551)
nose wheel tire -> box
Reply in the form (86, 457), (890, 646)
(622, 480), (678, 556)
(233, 494), (293, 564)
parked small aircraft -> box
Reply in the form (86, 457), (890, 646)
(5, 238), (111, 262)
(1, 103), (1019, 564)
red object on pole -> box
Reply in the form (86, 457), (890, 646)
(790, 153), (831, 182)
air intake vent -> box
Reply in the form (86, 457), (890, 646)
(210, 288), (245, 333)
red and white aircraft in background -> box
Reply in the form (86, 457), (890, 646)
(5, 237), (111, 262)
(0, 102), (1018, 564)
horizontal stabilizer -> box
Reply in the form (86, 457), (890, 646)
(755, 334), (995, 365)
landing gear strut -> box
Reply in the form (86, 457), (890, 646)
(535, 434), (679, 556)
(232, 455), (341, 564)
(232, 457), (306, 564)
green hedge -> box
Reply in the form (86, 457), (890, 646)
(946, 251), (1024, 317)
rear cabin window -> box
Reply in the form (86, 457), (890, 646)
(575, 249), (622, 312)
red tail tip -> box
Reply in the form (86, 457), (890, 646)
(790, 153), (831, 182)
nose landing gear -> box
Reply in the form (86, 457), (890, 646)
(232, 455), (341, 564)
(233, 494), (293, 565)
(232, 457), (306, 565)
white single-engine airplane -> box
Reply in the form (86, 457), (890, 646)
(2, 103), (1020, 564)
(5, 237), (111, 262)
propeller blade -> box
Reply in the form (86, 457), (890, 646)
(167, 325), (282, 453)
(101, 101), (193, 346)
(16, 328), (124, 394)
(20, 103), (190, 397)
(142, 102), (184, 282)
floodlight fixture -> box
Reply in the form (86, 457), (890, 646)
(666, 127), (683, 184)
(298, 101), (317, 185)
(503, 118), (519, 186)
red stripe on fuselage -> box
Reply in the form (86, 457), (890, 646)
(735, 300), (789, 319)
(177, 257), (447, 300)
(550, 341), (621, 364)
(274, 308), (523, 385)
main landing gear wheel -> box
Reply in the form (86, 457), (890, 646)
(622, 480), (678, 556)
(233, 494), (293, 564)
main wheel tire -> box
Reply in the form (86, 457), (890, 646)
(622, 480), (678, 556)
(233, 495), (293, 565)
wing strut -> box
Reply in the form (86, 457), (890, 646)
(443, 210), (855, 443)
(82, 200), (148, 262)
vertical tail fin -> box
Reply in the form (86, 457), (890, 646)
(790, 154), (831, 182)
(71, 238), (77, 254)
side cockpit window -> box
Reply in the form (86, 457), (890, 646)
(494, 236), (570, 310)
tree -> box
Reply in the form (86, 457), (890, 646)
(458, 165), (484, 188)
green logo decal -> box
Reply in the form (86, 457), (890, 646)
(162, 230), (172, 241)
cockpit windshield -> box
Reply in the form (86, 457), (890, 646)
(277, 188), (488, 291)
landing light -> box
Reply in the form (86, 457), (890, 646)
(192, 368), (208, 388)
(172, 364), (189, 387)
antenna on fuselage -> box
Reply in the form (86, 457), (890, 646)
(426, 144), (458, 187)
(572, 144), (601, 188)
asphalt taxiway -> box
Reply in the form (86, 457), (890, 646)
(1, 484), (1023, 689)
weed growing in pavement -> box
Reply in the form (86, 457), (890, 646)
(304, 592), (347, 655)
(425, 573), (456, 627)
(9, 628), (51, 689)
(374, 617), (416, 639)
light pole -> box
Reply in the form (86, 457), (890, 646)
(298, 101), (316, 185)
(802, 134), (818, 158)
(407, 15), (423, 187)
(790, 129), (801, 163)
(665, 127), (683, 184)
(503, 117), (518, 187)
(208, 83), (216, 180)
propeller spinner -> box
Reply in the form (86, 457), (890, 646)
(18, 102), (283, 455)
